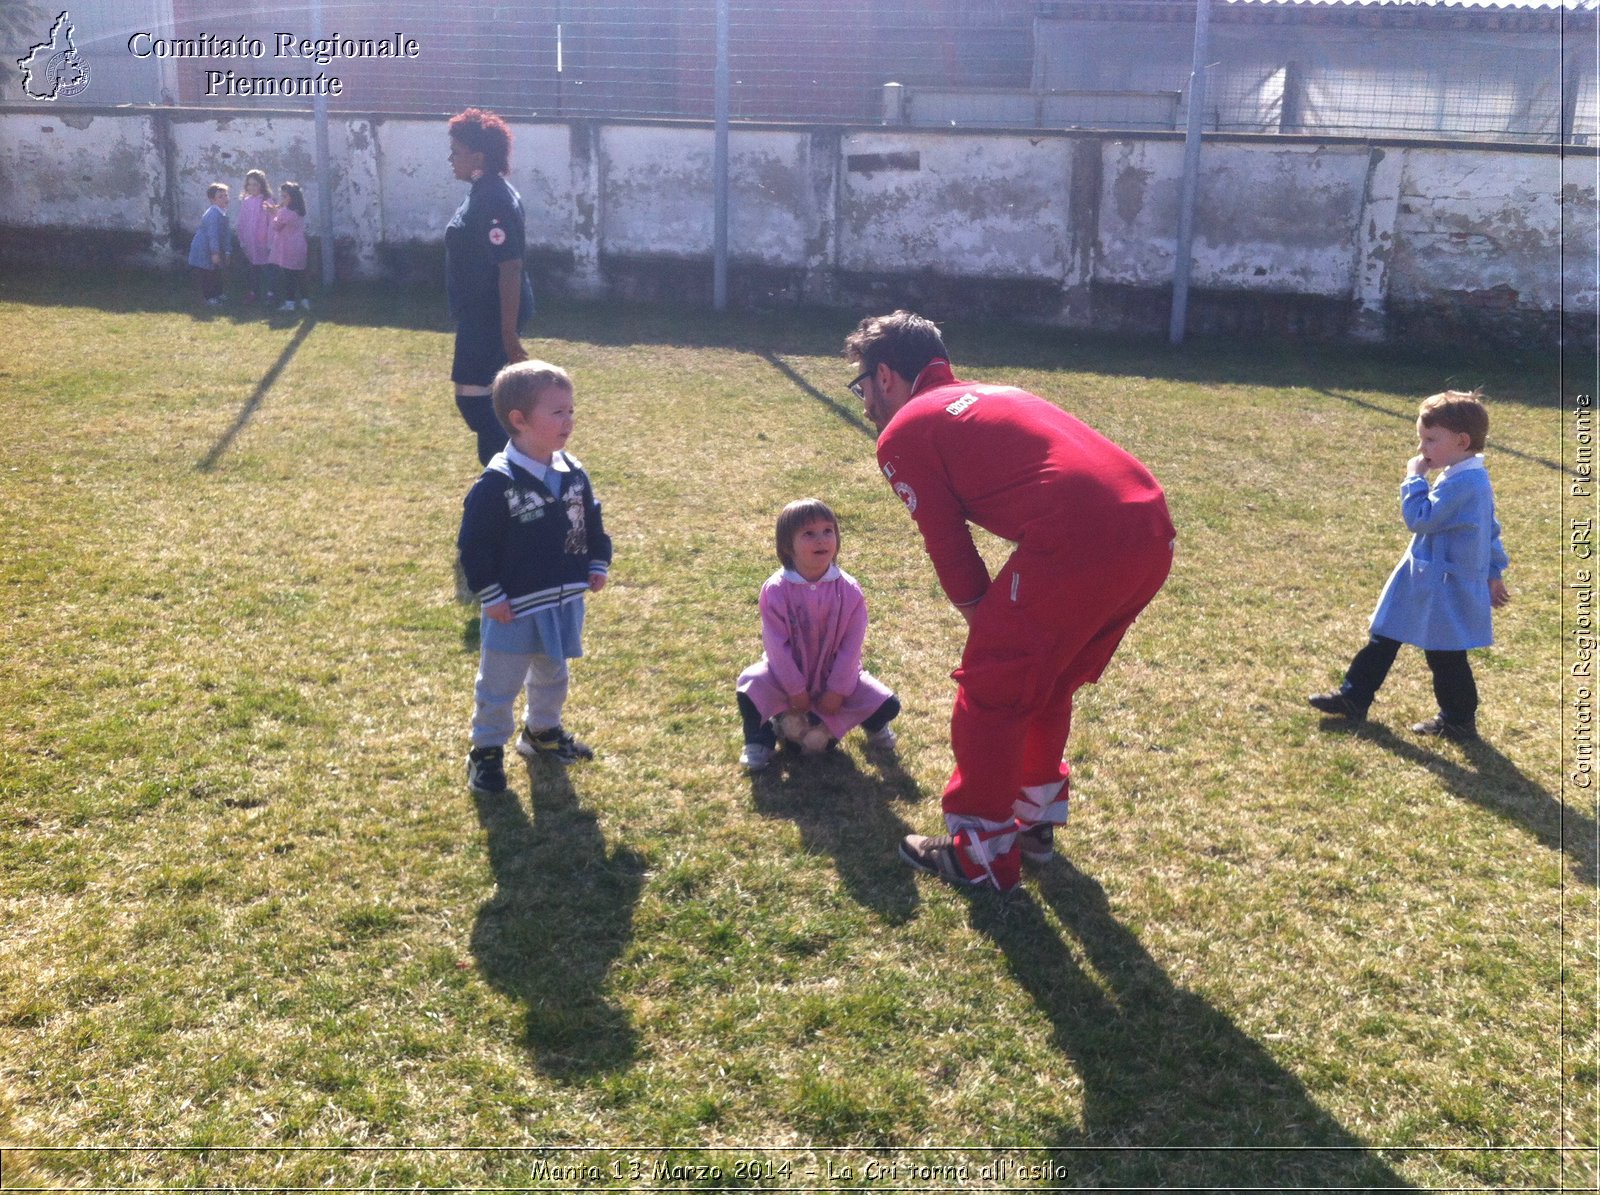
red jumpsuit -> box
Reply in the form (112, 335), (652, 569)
(877, 361), (1173, 888)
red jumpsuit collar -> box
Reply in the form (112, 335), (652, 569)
(910, 358), (955, 395)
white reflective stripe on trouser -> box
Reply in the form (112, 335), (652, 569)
(944, 813), (1018, 888)
(1013, 778), (1069, 827)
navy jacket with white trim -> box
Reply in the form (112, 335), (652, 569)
(457, 449), (612, 616)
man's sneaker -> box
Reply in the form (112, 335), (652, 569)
(515, 725), (595, 763)
(1018, 822), (1055, 866)
(467, 745), (509, 794)
(739, 742), (773, 772)
(864, 724), (897, 751)
(1307, 689), (1366, 720)
(899, 834), (987, 889)
(1412, 715), (1478, 742)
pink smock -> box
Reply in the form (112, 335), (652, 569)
(268, 207), (308, 271)
(736, 565), (895, 740)
(236, 194), (272, 266)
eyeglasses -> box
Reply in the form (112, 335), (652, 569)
(847, 369), (871, 401)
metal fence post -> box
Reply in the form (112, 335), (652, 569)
(1169, 0), (1212, 346)
(311, 0), (335, 290)
(713, 0), (730, 311)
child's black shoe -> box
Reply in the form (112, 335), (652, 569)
(516, 725), (595, 763)
(467, 745), (509, 794)
(1411, 715), (1478, 742)
(1308, 690), (1366, 720)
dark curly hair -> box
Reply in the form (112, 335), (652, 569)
(448, 107), (512, 175)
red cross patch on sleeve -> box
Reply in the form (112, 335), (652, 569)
(488, 225), (506, 246)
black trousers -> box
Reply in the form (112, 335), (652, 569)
(738, 691), (900, 746)
(1342, 633), (1478, 725)
(455, 393), (504, 466)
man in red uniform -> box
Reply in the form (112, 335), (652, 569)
(846, 311), (1174, 892)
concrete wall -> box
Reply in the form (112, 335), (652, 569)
(0, 106), (1590, 345)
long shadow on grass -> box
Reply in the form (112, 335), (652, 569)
(967, 866), (1416, 1190)
(749, 747), (923, 924)
(1325, 720), (1597, 886)
(470, 763), (646, 1078)
(759, 352), (874, 437)
(196, 316), (316, 471)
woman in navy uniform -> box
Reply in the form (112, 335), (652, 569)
(446, 108), (535, 465)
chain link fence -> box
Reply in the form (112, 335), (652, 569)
(18, 0), (1599, 145)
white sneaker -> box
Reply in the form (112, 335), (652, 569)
(280, 300), (297, 312)
(739, 742), (773, 772)
(865, 724), (897, 751)
(299, 298), (311, 310)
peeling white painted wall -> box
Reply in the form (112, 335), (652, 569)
(0, 111), (163, 234)
(1098, 141), (1371, 297)
(839, 132), (1074, 282)
(1389, 149), (1576, 312)
(0, 108), (1590, 340)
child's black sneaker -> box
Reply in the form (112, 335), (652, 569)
(515, 725), (595, 763)
(1307, 690), (1366, 720)
(1411, 715), (1478, 742)
(467, 745), (509, 794)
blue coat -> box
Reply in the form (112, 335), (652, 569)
(187, 203), (229, 269)
(1370, 456), (1508, 650)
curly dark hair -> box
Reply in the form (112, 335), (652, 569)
(448, 107), (512, 175)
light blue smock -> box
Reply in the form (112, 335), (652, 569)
(1369, 456), (1508, 651)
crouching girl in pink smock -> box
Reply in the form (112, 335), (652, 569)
(736, 498), (900, 771)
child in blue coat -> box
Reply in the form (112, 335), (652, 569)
(1309, 390), (1510, 741)
(187, 182), (230, 305)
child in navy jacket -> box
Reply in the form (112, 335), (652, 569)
(1309, 390), (1510, 741)
(458, 361), (612, 792)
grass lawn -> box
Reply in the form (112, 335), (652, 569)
(0, 269), (1592, 1191)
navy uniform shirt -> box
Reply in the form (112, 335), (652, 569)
(445, 173), (528, 323)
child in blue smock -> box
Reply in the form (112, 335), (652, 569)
(187, 182), (230, 305)
(1309, 390), (1510, 742)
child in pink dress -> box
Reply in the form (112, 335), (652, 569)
(266, 181), (310, 311)
(736, 498), (900, 771)
(235, 169), (273, 302)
